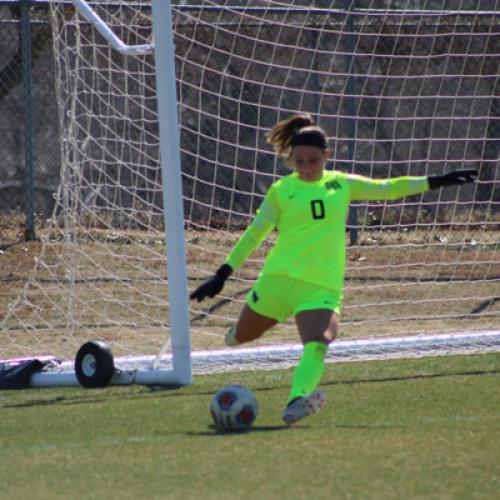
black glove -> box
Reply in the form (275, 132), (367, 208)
(190, 264), (233, 302)
(428, 169), (478, 190)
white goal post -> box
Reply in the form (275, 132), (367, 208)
(1, 1), (499, 387)
(3, 0), (192, 387)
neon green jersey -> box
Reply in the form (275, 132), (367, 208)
(225, 170), (429, 293)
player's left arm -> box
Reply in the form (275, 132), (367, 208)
(347, 169), (478, 201)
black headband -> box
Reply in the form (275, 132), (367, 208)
(290, 129), (327, 150)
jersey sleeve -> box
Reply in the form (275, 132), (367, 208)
(347, 174), (430, 201)
(224, 185), (279, 271)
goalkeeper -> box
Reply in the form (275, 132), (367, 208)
(190, 114), (478, 425)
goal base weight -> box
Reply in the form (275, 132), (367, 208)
(13, 329), (500, 388)
(74, 341), (115, 388)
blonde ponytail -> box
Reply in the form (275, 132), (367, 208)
(266, 114), (315, 159)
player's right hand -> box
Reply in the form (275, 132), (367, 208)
(190, 264), (233, 302)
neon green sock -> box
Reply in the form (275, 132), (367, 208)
(287, 341), (328, 404)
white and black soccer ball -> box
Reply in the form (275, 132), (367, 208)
(210, 384), (258, 432)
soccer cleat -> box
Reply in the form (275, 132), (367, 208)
(281, 390), (326, 425)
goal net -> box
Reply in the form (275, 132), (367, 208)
(1, 0), (499, 383)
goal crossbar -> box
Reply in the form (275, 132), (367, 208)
(72, 0), (154, 55)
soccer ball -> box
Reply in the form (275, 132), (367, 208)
(210, 384), (258, 432)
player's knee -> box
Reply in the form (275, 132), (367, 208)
(317, 334), (333, 346)
(324, 319), (338, 343)
(323, 329), (337, 344)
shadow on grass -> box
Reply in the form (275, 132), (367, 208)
(0, 239), (23, 252)
(0, 395), (108, 410)
(186, 424), (288, 436)
(1, 365), (499, 411)
(322, 367), (500, 389)
(190, 288), (250, 323)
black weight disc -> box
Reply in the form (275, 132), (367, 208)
(75, 341), (114, 388)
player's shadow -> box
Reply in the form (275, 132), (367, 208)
(322, 367), (500, 388)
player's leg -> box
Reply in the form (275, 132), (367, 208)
(225, 275), (286, 346)
(282, 279), (341, 425)
(282, 309), (339, 424)
(295, 308), (339, 345)
(289, 308), (338, 400)
(225, 303), (279, 346)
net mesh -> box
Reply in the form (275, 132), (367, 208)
(1, 1), (498, 366)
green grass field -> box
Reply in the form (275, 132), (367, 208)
(1, 353), (499, 500)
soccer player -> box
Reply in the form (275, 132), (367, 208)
(190, 114), (478, 425)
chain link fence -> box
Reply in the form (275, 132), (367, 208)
(0, 1), (498, 243)
(0, 1), (59, 233)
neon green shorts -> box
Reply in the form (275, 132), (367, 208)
(246, 275), (343, 323)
